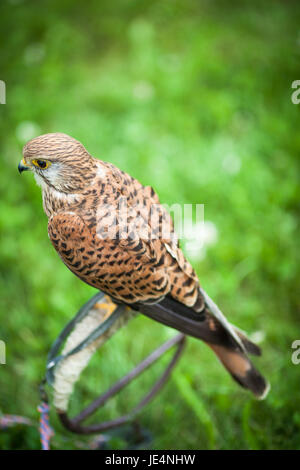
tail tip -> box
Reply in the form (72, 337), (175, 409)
(231, 367), (270, 400)
(256, 380), (271, 400)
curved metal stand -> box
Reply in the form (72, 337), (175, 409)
(58, 332), (185, 435)
(42, 292), (186, 440)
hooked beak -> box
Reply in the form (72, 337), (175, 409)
(18, 159), (30, 174)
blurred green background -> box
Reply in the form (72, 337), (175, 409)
(0, 0), (300, 450)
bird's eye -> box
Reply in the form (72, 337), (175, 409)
(32, 159), (51, 169)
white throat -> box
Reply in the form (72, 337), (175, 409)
(35, 173), (81, 214)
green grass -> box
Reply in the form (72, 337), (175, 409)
(0, 0), (300, 449)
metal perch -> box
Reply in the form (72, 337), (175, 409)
(41, 292), (186, 439)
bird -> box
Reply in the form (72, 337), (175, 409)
(18, 132), (269, 399)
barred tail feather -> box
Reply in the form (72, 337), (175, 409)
(133, 289), (270, 399)
(209, 343), (270, 399)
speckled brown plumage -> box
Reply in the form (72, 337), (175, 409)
(23, 133), (202, 308)
(20, 133), (269, 399)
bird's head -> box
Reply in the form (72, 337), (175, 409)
(18, 133), (97, 193)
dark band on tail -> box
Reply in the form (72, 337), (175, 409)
(130, 290), (269, 399)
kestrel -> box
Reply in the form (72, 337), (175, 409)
(19, 133), (269, 399)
